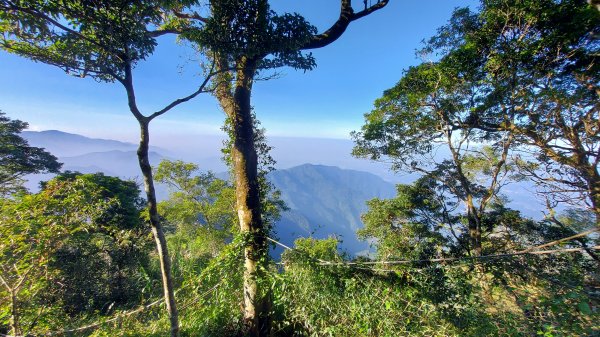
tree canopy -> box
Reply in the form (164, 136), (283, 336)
(0, 0), (164, 81)
(354, 0), (600, 223)
(0, 112), (61, 196)
(0, 172), (150, 335)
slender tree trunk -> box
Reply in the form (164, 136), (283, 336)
(10, 290), (20, 336)
(137, 120), (180, 337)
(465, 195), (482, 257)
(122, 62), (179, 337)
(215, 56), (269, 336)
(586, 170), (600, 227)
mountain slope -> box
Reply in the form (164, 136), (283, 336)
(60, 150), (166, 178)
(269, 164), (396, 255)
(21, 130), (165, 157)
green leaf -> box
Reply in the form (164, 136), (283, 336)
(577, 301), (592, 315)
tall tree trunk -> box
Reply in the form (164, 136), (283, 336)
(465, 195), (483, 257)
(446, 130), (483, 258)
(10, 290), (20, 336)
(215, 57), (269, 336)
(586, 169), (600, 227)
(137, 120), (180, 337)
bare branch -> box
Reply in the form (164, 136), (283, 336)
(0, 273), (11, 291)
(148, 59), (217, 121)
(302, 0), (390, 50)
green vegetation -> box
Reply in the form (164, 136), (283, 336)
(0, 113), (61, 197)
(0, 172), (154, 336)
(1, 0), (599, 336)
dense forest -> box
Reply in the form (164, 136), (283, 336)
(1, 0), (599, 336)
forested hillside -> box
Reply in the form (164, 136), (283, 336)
(1, 1), (599, 337)
(271, 164), (396, 255)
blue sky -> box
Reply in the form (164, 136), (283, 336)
(0, 0), (478, 144)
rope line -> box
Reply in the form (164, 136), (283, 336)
(268, 228), (600, 267)
(179, 281), (225, 311)
(0, 297), (163, 337)
(0, 279), (224, 337)
(521, 228), (598, 252)
(325, 246), (600, 273)
(268, 237), (332, 264)
(317, 246), (600, 266)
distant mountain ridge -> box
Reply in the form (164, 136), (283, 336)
(23, 130), (394, 254)
(270, 164), (396, 255)
(60, 150), (166, 178)
(22, 130), (165, 157)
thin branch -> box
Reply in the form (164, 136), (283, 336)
(148, 59), (217, 121)
(12, 266), (33, 292)
(545, 215), (600, 262)
(0, 273), (11, 291)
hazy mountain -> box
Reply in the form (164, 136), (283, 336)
(269, 164), (396, 255)
(60, 150), (166, 178)
(267, 137), (403, 183)
(21, 130), (166, 157)
(115, 132), (404, 183)
(24, 149), (168, 192)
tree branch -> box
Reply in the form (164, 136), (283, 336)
(121, 60), (146, 123)
(302, 0), (390, 50)
(173, 10), (208, 23)
(148, 59), (217, 121)
(0, 273), (11, 291)
(147, 29), (181, 37)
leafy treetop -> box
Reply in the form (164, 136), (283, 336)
(0, 112), (61, 196)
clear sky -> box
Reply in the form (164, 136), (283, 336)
(0, 0), (478, 144)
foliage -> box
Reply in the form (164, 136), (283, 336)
(350, 3), (599, 333)
(0, 111), (61, 196)
(1, 1), (598, 336)
(59, 241), (599, 337)
(0, 173), (152, 335)
(351, 28), (519, 255)
(154, 159), (237, 284)
(47, 173), (153, 315)
(358, 181), (450, 261)
(1, 3), (219, 334)
(423, 0), (600, 214)
(0, 0), (166, 81)
(186, 0), (318, 71)
(352, 0), (600, 266)
(178, 1), (390, 331)
(155, 160), (236, 235)
(273, 238), (490, 336)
